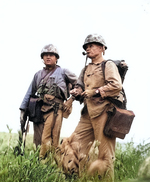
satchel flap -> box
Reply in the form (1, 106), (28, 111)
(110, 107), (135, 134)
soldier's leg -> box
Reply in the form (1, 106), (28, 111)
(39, 111), (54, 159)
(74, 112), (95, 155)
(52, 109), (63, 148)
(58, 112), (95, 175)
(88, 108), (116, 181)
(33, 122), (44, 148)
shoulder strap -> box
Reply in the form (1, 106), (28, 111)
(39, 66), (58, 85)
(106, 59), (128, 83)
(101, 60), (127, 109)
(101, 61), (107, 80)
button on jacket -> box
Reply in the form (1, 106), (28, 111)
(77, 60), (122, 119)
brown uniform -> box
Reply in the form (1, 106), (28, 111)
(58, 61), (122, 181)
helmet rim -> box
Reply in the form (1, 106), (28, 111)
(40, 44), (60, 59)
(83, 34), (107, 50)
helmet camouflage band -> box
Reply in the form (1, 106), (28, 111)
(83, 34), (107, 50)
(41, 44), (60, 59)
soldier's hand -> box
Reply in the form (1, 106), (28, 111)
(70, 86), (83, 97)
(63, 97), (74, 112)
(81, 89), (96, 98)
(20, 110), (26, 132)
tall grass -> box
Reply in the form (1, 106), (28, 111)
(115, 140), (150, 182)
(0, 127), (150, 182)
(0, 128), (66, 182)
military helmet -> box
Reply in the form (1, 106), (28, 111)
(41, 44), (59, 59)
(83, 34), (107, 50)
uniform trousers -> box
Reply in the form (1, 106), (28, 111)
(33, 122), (44, 148)
(39, 109), (63, 159)
(60, 105), (115, 181)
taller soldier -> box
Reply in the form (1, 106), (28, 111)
(19, 44), (77, 159)
(57, 34), (123, 181)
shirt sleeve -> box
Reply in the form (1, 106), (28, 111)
(76, 67), (85, 90)
(19, 73), (37, 110)
(64, 68), (78, 87)
(99, 61), (122, 98)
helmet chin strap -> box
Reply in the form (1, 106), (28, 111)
(103, 46), (105, 55)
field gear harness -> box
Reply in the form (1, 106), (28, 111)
(36, 67), (64, 121)
(36, 66), (73, 100)
(20, 66), (77, 111)
(36, 66), (58, 99)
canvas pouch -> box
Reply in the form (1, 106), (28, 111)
(28, 97), (44, 123)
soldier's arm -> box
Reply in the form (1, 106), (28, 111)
(70, 68), (85, 102)
(98, 61), (122, 99)
(19, 73), (38, 110)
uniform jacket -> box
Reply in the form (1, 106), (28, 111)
(20, 65), (77, 110)
(77, 60), (122, 119)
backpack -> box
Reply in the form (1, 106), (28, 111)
(101, 59), (128, 109)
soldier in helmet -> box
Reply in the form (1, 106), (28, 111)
(57, 34), (122, 181)
(20, 44), (77, 159)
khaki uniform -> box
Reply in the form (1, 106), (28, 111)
(33, 122), (44, 147)
(57, 61), (122, 181)
(39, 109), (63, 158)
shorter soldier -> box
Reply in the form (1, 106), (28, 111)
(19, 44), (77, 159)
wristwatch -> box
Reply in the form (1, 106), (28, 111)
(95, 89), (99, 94)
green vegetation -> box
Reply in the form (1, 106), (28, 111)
(0, 127), (150, 182)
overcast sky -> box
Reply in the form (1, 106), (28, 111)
(0, 0), (150, 145)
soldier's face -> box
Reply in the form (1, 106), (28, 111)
(85, 43), (103, 59)
(43, 53), (57, 67)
